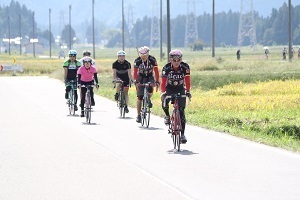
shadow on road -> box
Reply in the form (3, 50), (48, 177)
(81, 122), (100, 125)
(117, 117), (134, 120)
(139, 126), (163, 131)
(167, 149), (198, 155)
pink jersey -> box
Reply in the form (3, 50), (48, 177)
(77, 66), (97, 82)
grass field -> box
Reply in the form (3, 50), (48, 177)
(1, 45), (300, 152)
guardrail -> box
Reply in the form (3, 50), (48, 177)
(0, 65), (24, 76)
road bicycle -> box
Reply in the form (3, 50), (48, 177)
(164, 93), (187, 151)
(113, 79), (126, 118)
(82, 85), (94, 123)
(66, 80), (77, 115)
(138, 82), (155, 128)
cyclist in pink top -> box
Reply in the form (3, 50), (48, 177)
(77, 56), (99, 117)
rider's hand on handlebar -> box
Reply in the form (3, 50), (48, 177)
(96, 84), (99, 89)
(186, 92), (192, 99)
(77, 84), (81, 89)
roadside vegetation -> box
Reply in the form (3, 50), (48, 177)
(1, 46), (300, 152)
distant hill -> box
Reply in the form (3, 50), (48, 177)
(1, 0), (287, 29)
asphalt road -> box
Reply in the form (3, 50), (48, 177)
(1, 76), (300, 200)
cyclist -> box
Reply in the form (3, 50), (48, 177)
(264, 48), (269, 59)
(298, 48), (300, 59)
(133, 46), (160, 123)
(112, 50), (133, 113)
(79, 50), (95, 65)
(63, 50), (81, 111)
(236, 49), (241, 60)
(160, 49), (191, 144)
(77, 56), (99, 117)
(282, 47), (287, 60)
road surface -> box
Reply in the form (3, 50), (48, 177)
(0, 76), (300, 200)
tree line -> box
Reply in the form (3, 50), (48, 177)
(1, 1), (299, 49)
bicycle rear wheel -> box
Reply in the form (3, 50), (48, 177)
(145, 106), (150, 128)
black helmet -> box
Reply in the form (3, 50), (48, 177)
(83, 50), (91, 56)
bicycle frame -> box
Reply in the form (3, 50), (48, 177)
(66, 80), (77, 115)
(138, 82), (153, 128)
(114, 79), (126, 118)
(164, 93), (186, 151)
(81, 85), (94, 123)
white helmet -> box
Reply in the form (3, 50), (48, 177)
(138, 46), (150, 55)
(117, 50), (126, 56)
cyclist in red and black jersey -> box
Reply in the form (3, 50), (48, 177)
(161, 49), (191, 144)
(133, 46), (160, 123)
(112, 50), (133, 113)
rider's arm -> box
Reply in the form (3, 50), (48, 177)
(64, 67), (68, 80)
(77, 74), (82, 85)
(128, 68), (133, 81)
(185, 75), (191, 92)
(133, 68), (138, 81)
(94, 73), (99, 84)
(161, 77), (167, 93)
(113, 69), (117, 80)
(153, 66), (160, 83)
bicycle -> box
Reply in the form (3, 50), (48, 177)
(137, 82), (155, 128)
(81, 85), (94, 123)
(66, 80), (77, 115)
(113, 79), (126, 118)
(164, 93), (187, 151)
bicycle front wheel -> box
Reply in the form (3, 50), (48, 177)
(85, 95), (92, 123)
(68, 90), (73, 115)
(71, 89), (76, 115)
(141, 97), (147, 127)
(119, 91), (125, 118)
(172, 112), (181, 151)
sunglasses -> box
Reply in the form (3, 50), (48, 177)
(172, 58), (181, 62)
(69, 55), (76, 57)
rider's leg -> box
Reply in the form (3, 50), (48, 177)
(80, 87), (87, 111)
(65, 85), (71, 99)
(115, 83), (121, 100)
(124, 87), (129, 106)
(90, 87), (95, 106)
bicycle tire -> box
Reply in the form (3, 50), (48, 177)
(71, 88), (76, 115)
(85, 93), (91, 123)
(172, 111), (181, 151)
(145, 106), (150, 128)
(68, 90), (73, 115)
(141, 96), (147, 126)
(119, 91), (125, 118)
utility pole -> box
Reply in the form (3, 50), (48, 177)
(288, 0), (292, 62)
(49, 9), (52, 58)
(212, 0), (215, 57)
(69, 5), (72, 50)
(122, 0), (125, 50)
(160, 0), (163, 61)
(166, 0), (171, 60)
(33, 12), (35, 58)
(19, 14), (22, 55)
(92, 0), (95, 59)
(8, 16), (11, 55)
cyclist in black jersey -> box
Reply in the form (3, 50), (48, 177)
(112, 50), (133, 113)
(133, 46), (160, 123)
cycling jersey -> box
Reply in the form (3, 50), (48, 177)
(112, 60), (131, 81)
(133, 55), (159, 80)
(63, 59), (81, 80)
(161, 62), (191, 93)
(77, 66), (98, 83)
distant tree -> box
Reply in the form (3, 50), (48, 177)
(40, 30), (55, 44)
(61, 25), (76, 49)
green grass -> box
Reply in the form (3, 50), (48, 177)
(1, 45), (300, 152)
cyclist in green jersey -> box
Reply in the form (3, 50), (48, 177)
(63, 50), (82, 111)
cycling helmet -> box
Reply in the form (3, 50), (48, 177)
(138, 46), (150, 55)
(68, 50), (77, 56)
(83, 50), (91, 56)
(82, 56), (93, 63)
(169, 49), (183, 59)
(117, 50), (126, 56)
